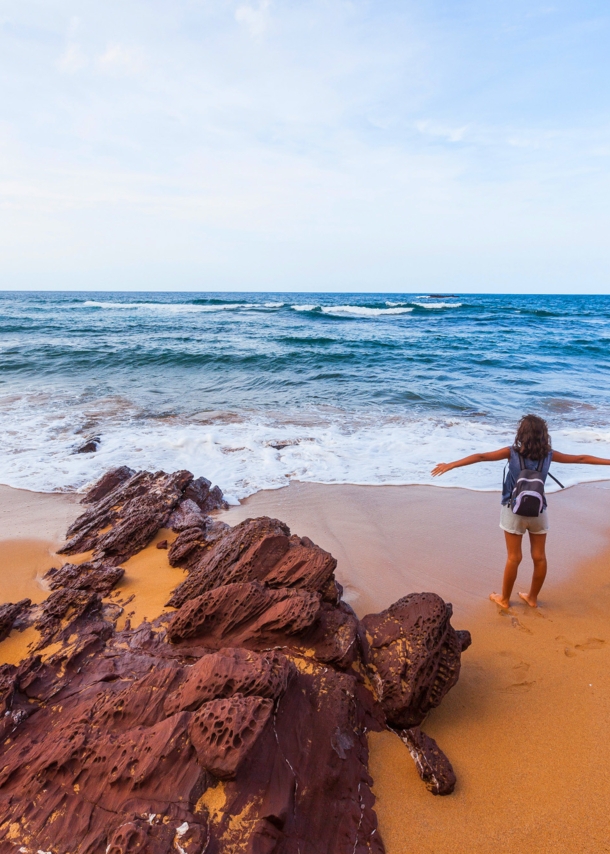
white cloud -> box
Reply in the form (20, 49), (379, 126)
(235, 0), (271, 37)
(98, 43), (146, 75)
(415, 120), (468, 143)
(58, 43), (87, 73)
(67, 15), (80, 39)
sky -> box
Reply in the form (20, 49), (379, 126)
(0, 0), (609, 293)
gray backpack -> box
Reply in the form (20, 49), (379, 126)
(510, 454), (564, 516)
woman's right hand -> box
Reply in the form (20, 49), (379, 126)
(431, 462), (453, 477)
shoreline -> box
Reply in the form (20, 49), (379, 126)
(1, 479), (610, 852)
(218, 479), (610, 619)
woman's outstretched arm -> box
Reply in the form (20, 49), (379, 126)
(431, 447), (511, 477)
(552, 450), (610, 465)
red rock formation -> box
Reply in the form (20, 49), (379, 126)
(81, 465), (135, 504)
(0, 600), (30, 643)
(0, 468), (471, 853)
(397, 726), (457, 796)
(58, 468), (227, 564)
(167, 517), (336, 607)
(361, 592), (472, 730)
(44, 562), (124, 596)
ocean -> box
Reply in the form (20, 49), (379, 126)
(1, 291), (610, 502)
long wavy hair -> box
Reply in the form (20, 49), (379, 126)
(514, 414), (551, 460)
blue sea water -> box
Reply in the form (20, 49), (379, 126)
(1, 291), (609, 500)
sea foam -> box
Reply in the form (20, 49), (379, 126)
(320, 305), (414, 317)
(1, 406), (609, 503)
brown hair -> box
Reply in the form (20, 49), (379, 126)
(514, 414), (551, 460)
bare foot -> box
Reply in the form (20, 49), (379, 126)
(518, 591), (538, 608)
(490, 593), (510, 609)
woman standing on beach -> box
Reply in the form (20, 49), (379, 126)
(431, 414), (610, 609)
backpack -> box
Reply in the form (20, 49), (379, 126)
(511, 456), (546, 517)
(504, 451), (565, 517)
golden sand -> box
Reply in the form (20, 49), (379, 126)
(368, 541), (610, 854)
(111, 527), (182, 627)
(0, 539), (63, 605)
(0, 626), (42, 667)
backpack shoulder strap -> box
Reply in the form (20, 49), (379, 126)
(547, 471), (565, 489)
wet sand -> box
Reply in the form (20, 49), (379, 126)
(2, 480), (610, 852)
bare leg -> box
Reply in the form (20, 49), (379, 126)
(490, 532), (523, 608)
(519, 533), (547, 607)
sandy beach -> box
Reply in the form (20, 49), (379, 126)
(1, 479), (610, 852)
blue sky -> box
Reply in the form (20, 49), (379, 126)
(1, 1), (609, 292)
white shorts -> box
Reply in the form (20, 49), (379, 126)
(500, 504), (549, 536)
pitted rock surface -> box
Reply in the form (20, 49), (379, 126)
(0, 468), (471, 854)
(361, 591), (472, 729)
(188, 694), (275, 779)
(163, 648), (292, 716)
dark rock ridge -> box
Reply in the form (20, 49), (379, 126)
(0, 600), (31, 644)
(76, 436), (101, 454)
(0, 467), (471, 853)
(44, 561), (125, 596)
(58, 468), (228, 564)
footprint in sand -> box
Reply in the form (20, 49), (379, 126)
(575, 638), (606, 651)
(510, 616), (533, 634)
(556, 634), (577, 657)
(556, 635), (605, 656)
(502, 680), (536, 694)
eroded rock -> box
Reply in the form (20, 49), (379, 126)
(166, 581), (322, 646)
(167, 520), (230, 570)
(167, 516), (336, 607)
(398, 726), (457, 795)
(168, 498), (207, 532)
(361, 591), (472, 728)
(188, 694), (274, 779)
(34, 587), (102, 647)
(44, 561), (124, 596)
(0, 467), (471, 854)
(0, 599), (31, 643)
(59, 467), (227, 564)
(81, 465), (136, 504)
(164, 648), (292, 715)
